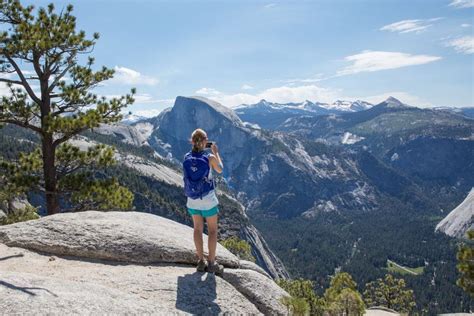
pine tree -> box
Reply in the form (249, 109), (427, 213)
(0, 0), (135, 214)
(324, 272), (365, 316)
(363, 274), (416, 313)
(277, 278), (325, 315)
(220, 236), (255, 262)
(457, 230), (474, 296)
(280, 296), (311, 316)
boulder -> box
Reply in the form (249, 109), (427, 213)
(365, 307), (400, 316)
(0, 244), (261, 315)
(223, 268), (289, 315)
(0, 211), (292, 314)
(0, 197), (33, 217)
(0, 211), (239, 268)
(239, 259), (271, 278)
(0, 271), (170, 315)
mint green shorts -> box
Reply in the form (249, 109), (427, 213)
(187, 206), (219, 218)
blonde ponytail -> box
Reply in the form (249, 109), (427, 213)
(191, 129), (207, 152)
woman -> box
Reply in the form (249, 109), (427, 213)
(184, 128), (224, 275)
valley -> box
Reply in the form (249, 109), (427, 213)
(1, 95), (472, 313)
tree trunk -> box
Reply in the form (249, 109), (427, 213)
(42, 133), (59, 215)
(38, 65), (59, 215)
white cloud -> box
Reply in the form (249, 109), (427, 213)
(196, 84), (341, 107)
(446, 36), (474, 54)
(241, 84), (254, 90)
(195, 87), (221, 96)
(264, 3), (277, 9)
(111, 66), (158, 86)
(357, 91), (432, 108)
(104, 93), (174, 106)
(449, 0), (474, 8)
(461, 23), (471, 27)
(0, 79), (40, 100)
(127, 109), (163, 118)
(337, 50), (442, 76)
(133, 94), (174, 105)
(380, 18), (443, 34)
(284, 74), (326, 84)
(259, 85), (339, 104)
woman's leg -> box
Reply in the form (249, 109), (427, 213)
(192, 215), (204, 260)
(206, 215), (218, 263)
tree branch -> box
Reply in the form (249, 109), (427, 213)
(4, 55), (42, 104)
(53, 127), (89, 148)
(48, 61), (74, 93)
(0, 119), (42, 134)
(0, 78), (22, 85)
(53, 106), (119, 146)
(32, 51), (44, 78)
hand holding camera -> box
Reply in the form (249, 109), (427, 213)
(206, 141), (218, 155)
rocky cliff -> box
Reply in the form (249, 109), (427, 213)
(436, 188), (474, 238)
(0, 211), (290, 315)
(143, 96), (380, 218)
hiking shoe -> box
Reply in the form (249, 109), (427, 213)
(207, 261), (224, 276)
(196, 259), (207, 272)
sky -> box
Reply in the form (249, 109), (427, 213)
(19, 0), (474, 116)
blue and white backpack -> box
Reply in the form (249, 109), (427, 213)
(183, 151), (215, 199)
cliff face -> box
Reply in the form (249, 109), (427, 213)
(0, 211), (290, 315)
(147, 96), (379, 219)
(436, 188), (474, 238)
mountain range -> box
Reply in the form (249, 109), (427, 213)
(233, 99), (373, 130)
(1, 95), (473, 313)
(123, 95), (473, 313)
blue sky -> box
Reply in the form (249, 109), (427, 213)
(25, 0), (474, 116)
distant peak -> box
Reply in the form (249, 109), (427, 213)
(175, 96), (242, 124)
(354, 99), (371, 104)
(333, 100), (350, 104)
(385, 96), (403, 105)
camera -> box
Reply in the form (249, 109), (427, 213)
(205, 141), (215, 148)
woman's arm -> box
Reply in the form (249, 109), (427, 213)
(209, 144), (223, 174)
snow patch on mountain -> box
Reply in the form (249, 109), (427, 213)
(436, 188), (474, 238)
(235, 99), (373, 113)
(326, 100), (372, 112)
